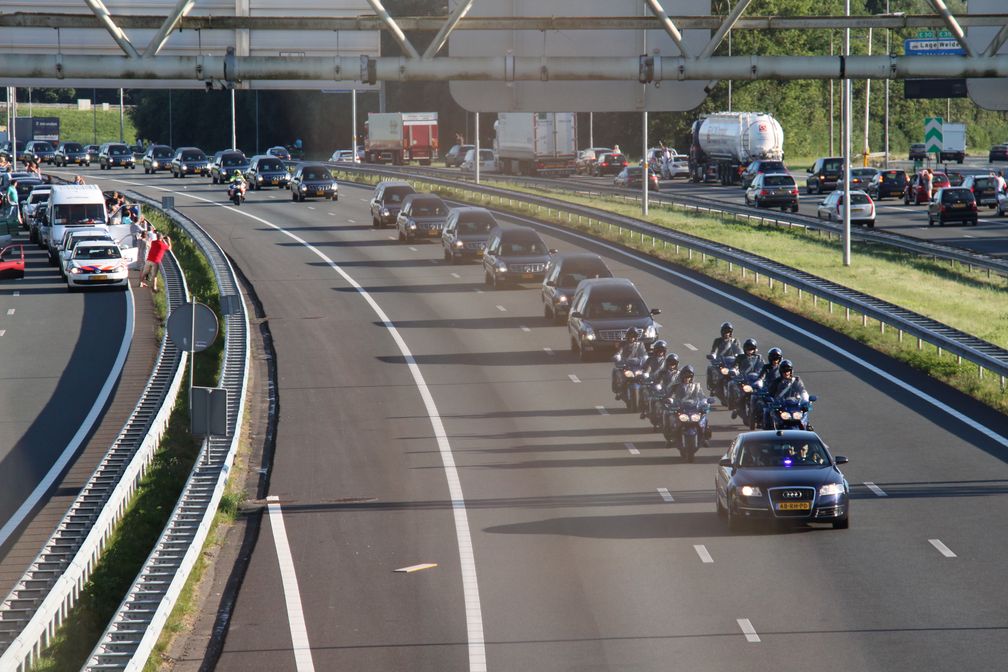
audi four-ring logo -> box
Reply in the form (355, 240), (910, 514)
(782, 490), (804, 499)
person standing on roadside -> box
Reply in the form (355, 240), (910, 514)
(6, 179), (20, 225)
(923, 168), (934, 202)
(133, 231), (150, 272)
(142, 232), (171, 291)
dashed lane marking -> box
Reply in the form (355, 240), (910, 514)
(543, 347), (554, 356)
(520, 325), (531, 332)
(495, 304), (506, 312)
(12, 291), (19, 297)
(6, 308), (13, 315)
(694, 544), (714, 563)
(568, 374), (581, 383)
(657, 487), (674, 502)
(684, 343), (697, 351)
(0, 330), (5, 337)
(395, 563), (438, 573)
(625, 442), (640, 455)
(929, 539), (957, 558)
(307, 206), (315, 210)
(409, 246), (418, 252)
(738, 618), (761, 643)
(347, 219), (355, 223)
(451, 272), (461, 279)
(595, 405), (608, 416)
(864, 481), (887, 497)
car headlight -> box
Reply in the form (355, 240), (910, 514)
(152, 161), (159, 167)
(454, 240), (464, 248)
(742, 384), (753, 393)
(556, 295), (568, 303)
(257, 175), (264, 182)
(791, 411), (804, 420)
(644, 324), (657, 339)
(584, 332), (595, 341)
(301, 185), (307, 191)
(68, 267), (81, 274)
(740, 485), (762, 497)
(409, 223), (417, 229)
(690, 413), (702, 422)
(623, 370), (635, 378)
(677, 413), (690, 422)
(819, 483), (844, 497)
(497, 263), (507, 272)
(381, 207), (389, 215)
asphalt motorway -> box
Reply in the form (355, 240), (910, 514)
(75, 164), (1008, 671)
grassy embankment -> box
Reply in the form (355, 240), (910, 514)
(12, 104), (138, 146)
(336, 168), (1008, 415)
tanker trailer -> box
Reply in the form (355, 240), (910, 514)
(688, 112), (784, 185)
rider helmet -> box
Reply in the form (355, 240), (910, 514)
(779, 359), (794, 375)
(743, 338), (758, 353)
(767, 347), (783, 364)
(720, 321), (734, 337)
(651, 340), (668, 355)
(663, 352), (679, 370)
(680, 365), (695, 381)
(233, 170), (242, 179)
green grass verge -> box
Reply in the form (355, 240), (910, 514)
(30, 209), (223, 672)
(335, 169), (1008, 415)
(24, 104), (138, 147)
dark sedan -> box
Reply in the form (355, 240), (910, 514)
(370, 180), (416, 228)
(244, 155), (288, 189)
(989, 144), (1008, 162)
(290, 163), (337, 201)
(593, 152), (627, 176)
(961, 175), (999, 208)
(567, 278), (660, 360)
(928, 187), (978, 226)
(614, 166), (659, 191)
(22, 140), (56, 165)
(441, 207), (497, 263)
(740, 159), (787, 189)
(54, 142), (90, 167)
(143, 144), (175, 174)
(866, 169), (907, 200)
(396, 193), (447, 241)
(483, 226), (554, 289)
(170, 147), (208, 177)
(716, 430), (850, 531)
(541, 253), (612, 323)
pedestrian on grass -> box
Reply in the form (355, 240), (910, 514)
(141, 232), (171, 291)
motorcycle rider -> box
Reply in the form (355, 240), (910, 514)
(672, 365), (711, 446)
(612, 327), (647, 400)
(730, 338), (764, 418)
(638, 340), (668, 418)
(753, 347), (784, 427)
(229, 169), (247, 195)
(647, 352), (680, 424)
(767, 359), (809, 403)
(707, 322), (744, 390)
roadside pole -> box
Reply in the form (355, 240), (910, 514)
(230, 89), (237, 150)
(843, 0), (852, 267)
(119, 88), (124, 142)
(474, 112), (480, 185)
(642, 110), (648, 216)
(351, 88), (357, 162)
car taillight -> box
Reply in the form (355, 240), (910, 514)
(971, 202), (977, 210)
(790, 188), (799, 195)
(601, 162), (608, 166)
(760, 189), (769, 196)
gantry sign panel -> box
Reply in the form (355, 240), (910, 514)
(967, 0), (1008, 110)
(448, 0), (712, 112)
(0, 0), (378, 90)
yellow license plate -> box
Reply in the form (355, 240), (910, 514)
(429, 230), (439, 236)
(315, 190), (325, 196)
(271, 178), (279, 184)
(91, 274), (108, 281)
(777, 502), (811, 511)
(952, 203), (965, 208)
(522, 272), (534, 279)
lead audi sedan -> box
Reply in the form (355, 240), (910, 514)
(716, 430), (849, 531)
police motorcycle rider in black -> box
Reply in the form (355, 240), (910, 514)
(669, 365), (713, 447)
(707, 322), (744, 392)
(729, 338), (764, 419)
(612, 327), (648, 400)
(766, 359), (809, 403)
(752, 347), (784, 428)
(646, 352), (680, 426)
(637, 340), (668, 418)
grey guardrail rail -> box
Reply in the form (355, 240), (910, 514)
(337, 164), (1008, 386)
(344, 163), (1008, 280)
(0, 247), (188, 671)
(80, 193), (250, 671)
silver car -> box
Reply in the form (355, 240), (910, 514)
(816, 189), (876, 227)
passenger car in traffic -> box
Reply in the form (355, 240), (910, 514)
(816, 189), (875, 227)
(0, 243), (25, 280)
(989, 144), (1008, 162)
(99, 142), (135, 169)
(567, 278), (660, 360)
(805, 157), (844, 194)
(329, 149), (358, 163)
(443, 144), (474, 168)
(614, 166), (659, 191)
(289, 164), (337, 201)
(998, 187), (1008, 217)
(715, 430), (850, 531)
(22, 140), (56, 165)
(740, 160), (788, 189)
(927, 187), (978, 226)
(744, 173), (799, 211)
(210, 150), (250, 184)
(541, 253), (613, 323)
(482, 225), (554, 289)
(244, 155), (288, 189)
(908, 143), (928, 160)
(441, 207), (496, 263)
(575, 147), (611, 175)
(170, 147), (209, 178)
(593, 152), (627, 176)
(142, 144), (175, 174)
(395, 193), (448, 242)
(65, 240), (129, 291)
(460, 149), (498, 174)
(865, 169), (907, 200)
(849, 167), (878, 188)
(904, 170), (949, 205)
(22, 185), (51, 230)
(0, 140), (24, 163)
(369, 180), (416, 228)
(85, 145), (100, 163)
(960, 174), (1000, 208)
(267, 146), (291, 161)
(54, 142), (90, 167)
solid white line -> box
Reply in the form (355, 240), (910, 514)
(495, 304), (506, 312)
(543, 346), (554, 356)
(451, 272), (461, 279)
(684, 343), (697, 351)
(268, 501), (317, 672)
(519, 325), (531, 332)
(737, 618), (761, 642)
(694, 544), (714, 563)
(864, 481), (887, 497)
(510, 216), (1008, 450)
(657, 487), (674, 502)
(0, 285), (135, 548)
(595, 405), (608, 416)
(6, 308), (13, 315)
(625, 442), (640, 455)
(568, 373), (581, 383)
(929, 538), (957, 558)
(134, 183), (488, 671)
(12, 291), (18, 297)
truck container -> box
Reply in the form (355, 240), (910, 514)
(494, 112), (577, 176)
(938, 122), (966, 163)
(364, 112), (438, 165)
(688, 112), (784, 185)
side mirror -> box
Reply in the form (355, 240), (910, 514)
(718, 457), (732, 467)
(549, 248), (558, 255)
(807, 167), (813, 173)
(819, 200), (827, 206)
(570, 310), (583, 319)
(834, 456), (848, 465)
(808, 395), (817, 402)
(650, 308), (661, 315)
(545, 279), (556, 287)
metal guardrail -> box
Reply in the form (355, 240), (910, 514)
(80, 194), (250, 671)
(0, 252), (188, 671)
(338, 164), (1008, 386)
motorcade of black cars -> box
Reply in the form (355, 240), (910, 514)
(289, 163), (337, 201)
(370, 180), (416, 228)
(482, 225), (555, 289)
(99, 142), (136, 169)
(441, 207), (497, 263)
(395, 193), (448, 241)
(541, 253), (612, 323)
(54, 142), (90, 167)
(244, 154), (288, 189)
(170, 147), (209, 178)
(567, 277), (660, 361)
(142, 144), (175, 174)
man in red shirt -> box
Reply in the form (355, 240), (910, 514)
(141, 232), (172, 291)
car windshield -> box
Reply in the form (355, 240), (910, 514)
(182, 151), (205, 161)
(53, 203), (104, 225)
(63, 143), (83, 152)
(74, 245), (120, 259)
(586, 290), (649, 318)
(410, 199), (446, 217)
(154, 148), (173, 158)
(109, 146), (128, 156)
(558, 261), (610, 288)
(932, 174), (950, 187)
(383, 186), (414, 203)
(942, 189), (973, 204)
(759, 161), (786, 172)
(70, 236), (110, 250)
(30, 192), (50, 203)
(258, 159), (283, 171)
(300, 168), (329, 180)
(223, 156), (246, 167)
(763, 175), (794, 187)
(458, 213), (496, 234)
(853, 169), (876, 177)
(738, 437), (830, 467)
(501, 234), (547, 256)
(821, 158), (843, 172)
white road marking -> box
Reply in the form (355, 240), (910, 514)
(568, 374), (581, 383)
(387, 235), (396, 240)
(408, 246), (418, 252)
(929, 539), (957, 558)
(359, 197), (368, 202)
(451, 272), (461, 279)
(6, 308), (13, 315)
(474, 288), (483, 294)
(267, 498), (317, 672)
(347, 219), (355, 223)
(129, 183), (489, 671)
(268, 195), (276, 199)
(864, 481), (887, 497)
(12, 291), (19, 297)
(328, 212), (336, 216)
(595, 405), (608, 416)
(0, 329), (5, 337)
(395, 563), (438, 573)
(307, 206), (315, 210)
(737, 618), (761, 643)
(694, 544), (714, 563)
(0, 287), (135, 548)
(625, 442), (640, 455)
(657, 487), (674, 502)
(684, 343), (697, 351)
(520, 325), (531, 332)
(495, 304), (506, 312)
(543, 346), (554, 356)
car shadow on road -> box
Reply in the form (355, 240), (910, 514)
(377, 350), (574, 367)
(373, 316), (552, 329)
(483, 511), (796, 539)
(334, 282), (486, 294)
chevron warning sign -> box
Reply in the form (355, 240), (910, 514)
(924, 117), (943, 153)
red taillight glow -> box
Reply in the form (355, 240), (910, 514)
(790, 188), (799, 195)
(760, 189), (769, 196)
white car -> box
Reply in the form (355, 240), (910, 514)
(997, 187), (1008, 217)
(329, 149), (359, 163)
(59, 227), (113, 278)
(816, 189), (876, 227)
(460, 148), (498, 174)
(22, 186), (51, 225)
(65, 240), (130, 291)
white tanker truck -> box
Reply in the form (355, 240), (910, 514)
(688, 112), (784, 185)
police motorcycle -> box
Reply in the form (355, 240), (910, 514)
(227, 173), (248, 206)
(766, 395), (817, 431)
(733, 370), (762, 428)
(663, 397), (716, 462)
(611, 328), (648, 409)
(706, 353), (738, 406)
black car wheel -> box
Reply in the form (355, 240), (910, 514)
(832, 515), (850, 530)
(727, 495), (745, 532)
(716, 491), (727, 519)
(971, 218), (978, 226)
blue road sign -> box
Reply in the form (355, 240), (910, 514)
(904, 38), (966, 56)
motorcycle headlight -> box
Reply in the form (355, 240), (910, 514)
(555, 295), (568, 303)
(381, 207), (389, 215)
(819, 483), (844, 497)
(742, 384), (753, 393)
(301, 185), (308, 191)
(654, 384), (662, 391)
(633, 370), (643, 376)
(258, 175), (264, 182)
(409, 223), (417, 229)
(791, 411), (804, 420)
(152, 161), (158, 167)
(720, 367), (729, 375)
(780, 411), (790, 419)
(678, 413), (690, 422)
(690, 413), (702, 422)
(454, 240), (464, 248)
(644, 324), (657, 339)
(623, 370), (635, 378)
(642, 371), (650, 379)
(740, 485), (762, 497)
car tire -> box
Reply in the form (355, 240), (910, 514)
(868, 221), (875, 228)
(716, 492), (727, 519)
(832, 515), (849, 530)
(971, 218), (978, 226)
(727, 495), (745, 532)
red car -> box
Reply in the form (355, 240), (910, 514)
(0, 244), (25, 280)
(904, 171), (950, 205)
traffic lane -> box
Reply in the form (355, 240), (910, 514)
(0, 240), (128, 542)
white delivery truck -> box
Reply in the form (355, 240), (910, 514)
(45, 184), (108, 266)
(494, 112), (577, 176)
(939, 122), (966, 164)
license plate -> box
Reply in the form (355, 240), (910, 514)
(429, 230), (439, 236)
(271, 178), (279, 184)
(952, 203), (966, 209)
(315, 190), (325, 196)
(522, 272), (534, 279)
(91, 274), (108, 281)
(777, 502), (811, 511)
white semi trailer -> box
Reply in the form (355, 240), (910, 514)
(688, 112), (785, 185)
(494, 112), (577, 177)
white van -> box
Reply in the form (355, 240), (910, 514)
(46, 184), (108, 266)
